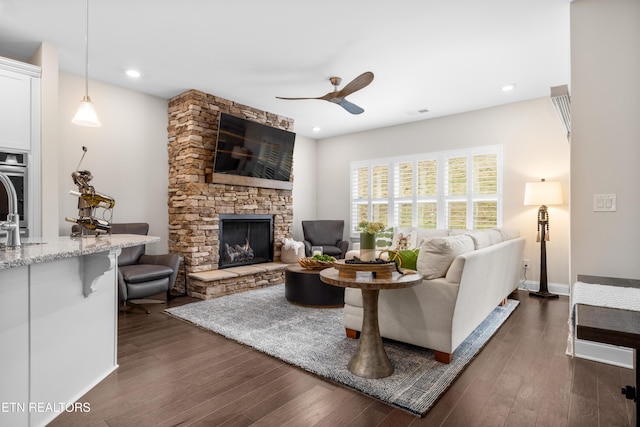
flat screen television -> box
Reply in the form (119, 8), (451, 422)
(213, 113), (296, 182)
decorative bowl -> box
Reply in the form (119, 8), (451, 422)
(298, 257), (334, 269)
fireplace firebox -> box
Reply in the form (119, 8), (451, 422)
(218, 214), (273, 269)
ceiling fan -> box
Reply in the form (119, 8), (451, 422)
(276, 71), (374, 115)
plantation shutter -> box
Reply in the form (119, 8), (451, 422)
(417, 159), (438, 229)
(350, 145), (502, 235)
(351, 165), (370, 233)
(472, 153), (498, 229)
(444, 156), (467, 230)
(371, 164), (389, 227)
(351, 162), (390, 233)
(394, 162), (413, 227)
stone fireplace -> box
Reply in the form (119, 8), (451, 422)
(167, 89), (294, 299)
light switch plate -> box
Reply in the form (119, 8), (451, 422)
(593, 194), (616, 212)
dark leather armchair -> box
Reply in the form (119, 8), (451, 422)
(302, 220), (349, 259)
(115, 223), (180, 313)
(73, 222), (180, 313)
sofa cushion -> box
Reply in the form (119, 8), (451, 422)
(120, 264), (174, 284)
(417, 234), (475, 279)
(447, 229), (470, 236)
(387, 248), (420, 270)
(415, 228), (450, 247)
(497, 227), (520, 241)
(445, 257), (466, 283)
(375, 227), (394, 249)
(392, 226), (418, 250)
(465, 229), (503, 249)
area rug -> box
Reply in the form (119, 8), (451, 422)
(165, 284), (519, 417)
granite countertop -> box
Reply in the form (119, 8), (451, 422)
(0, 234), (160, 270)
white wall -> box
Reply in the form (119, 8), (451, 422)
(56, 73), (170, 253)
(291, 134), (317, 241)
(42, 57), (572, 287)
(316, 98), (571, 287)
(570, 0), (640, 280)
(30, 43), (58, 240)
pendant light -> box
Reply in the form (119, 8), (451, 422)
(72, 0), (101, 127)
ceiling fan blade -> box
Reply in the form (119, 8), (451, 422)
(336, 71), (374, 97)
(276, 96), (323, 100)
(276, 71), (372, 113)
(335, 98), (365, 115)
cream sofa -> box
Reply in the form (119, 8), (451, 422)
(343, 228), (525, 364)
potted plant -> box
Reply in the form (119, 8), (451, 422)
(358, 221), (385, 261)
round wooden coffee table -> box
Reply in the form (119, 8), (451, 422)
(284, 265), (344, 307)
(320, 261), (422, 378)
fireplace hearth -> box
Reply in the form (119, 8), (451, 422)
(219, 214), (273, 269)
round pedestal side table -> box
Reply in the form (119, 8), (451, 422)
(320, 260), (422, 379)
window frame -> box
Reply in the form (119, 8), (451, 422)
(350, 145), (503, 237)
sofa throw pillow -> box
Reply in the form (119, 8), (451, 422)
(392, 226), (418, 250)
(375, 227), (394, 249)
(465, 229), (503, 250)
(415, 228), (449, 247)
(386, 248), (420, 271)
(447, 229), (470, 236)
(497, 227), (520, 241)
(417, 235), (475, 279)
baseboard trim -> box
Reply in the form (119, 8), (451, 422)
(518, 280), (570, 296)
(574, 339), (633, 369)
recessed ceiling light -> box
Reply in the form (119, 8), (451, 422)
(126, 69), (141, 78)
(502, 83), (516, 92)
(312, 126), (321, 132)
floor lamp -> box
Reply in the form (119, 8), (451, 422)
(524, 179), (563, 299)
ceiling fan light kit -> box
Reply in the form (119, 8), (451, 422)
(277, 71), (374, 115)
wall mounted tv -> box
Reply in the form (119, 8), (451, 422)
(213, 113), (296, 183)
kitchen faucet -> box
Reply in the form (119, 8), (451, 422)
(0, 172), (21, 247)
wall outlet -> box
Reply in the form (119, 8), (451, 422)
(523, 259), (530, 269)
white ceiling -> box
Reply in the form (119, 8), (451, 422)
(0, 0), (570, 139)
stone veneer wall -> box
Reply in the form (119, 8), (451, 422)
(167, 89), (295, 294)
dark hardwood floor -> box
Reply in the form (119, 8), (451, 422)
(50, 289), (635, 427)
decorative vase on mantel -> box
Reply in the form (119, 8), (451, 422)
(359, 232), (376, 262)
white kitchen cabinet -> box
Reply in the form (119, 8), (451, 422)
(0, 266), (29, 426)
(0, 56), (40, 151)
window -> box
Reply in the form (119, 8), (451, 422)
(350, 145), (502, 235)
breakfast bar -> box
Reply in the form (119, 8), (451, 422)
(0, 234), (159, 427)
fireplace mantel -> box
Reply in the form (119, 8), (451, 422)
(208, 172), (293, 190)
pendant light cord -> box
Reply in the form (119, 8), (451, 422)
(72, 0), (101, 126)
(84, 0), (89, 98)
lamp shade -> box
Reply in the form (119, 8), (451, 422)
(72, 96), (101, 127)
(524, 179), (563, 206)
